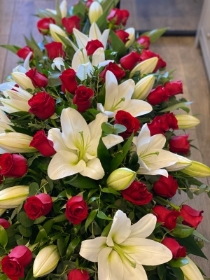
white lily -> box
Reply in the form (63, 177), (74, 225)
(80, 210), (172, 280)
(47, 108), (123, 180)
(11, 72), (34, 90)
(125, 27), (135, 48)
(49, 23), (69, 45)
(133, 124), (178, 176)
(51, 57), (65, 71)
(166, 155), (192, 172)
(97, 71), (152, 118)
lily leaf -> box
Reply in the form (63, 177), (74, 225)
(141, 28), (168, 43)
(0, 44), (21, 54)
(109, 29), (127, 57)
(160, 101), (192, 113)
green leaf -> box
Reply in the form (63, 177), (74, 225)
(141, 28), (168, 43)
(72, 1), (86, 17)
(66, 237), (80, 258)
(101, 187), (120, 196)
(160, 101), (192, 113)
(18, 225), (32, 237)
(109, 29), (127, 57)
(97, 210), (113, 221)
(193, 229), (210, 242)
(171, 224), (194, 238)
(0, 225), (8, 247)
(0, 274), (9, 280)
(25, 268), (36, 280)
(157, 264), (166, 280)
(35, 225), (48, 243)
(64, 174), (98, 189)
(17, 212), (34, 228)
(170, 267), (184, 280)
(57, 238), (66, 257)
(110, 134), (133, 172)
(48, 72), (62, 87)
(24, 35), (43, 58)
(113, 124), (126, 134)
(85, 209), (98, 231)
(36, 9), (61, 25)
(0, 44), (21, 54)
(101, 221), (112, 236)
(29, 182), (39, 196)
(101, 122), (115, 134)
(169, 257), (189, 267)
(97, 138), (112, 172)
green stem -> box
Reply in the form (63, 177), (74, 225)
(155, 196), (180, 211)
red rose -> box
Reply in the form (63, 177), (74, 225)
(136, 35), (150, 49)
(140, 50), (166, 72)
(120, 51), (141, 70)
(153, 175), (178, 198)
(152, 205), (180, 230)
(162, 237), (186, 259)
(107, 8), (129, 26)
(164, 80), (183, 97)
(28, 92), (56, 120)
(100, 62), (125, 81)
(169, 135), (190, 155)
(73, 85), (94, 112)
(115, 30), (129, 44)
(16, 46), (33, 60)
(65, 196), (88, 225)
(45, 42), (65, 60)
(115, 110), (140, 138)
(122, 181), (153, 206)
(26, 69), (48, 88)
(85, 40), (104, 56)
(30, 130), (56, 157)
(62, 15), (81, 34)
(180, 204), (203, 228)
(60, 69), (78, 94)
(0, 218), (10, 229)
(147, 85), (168, 105)
(148, 113), (178, 136)
(68, 269), (90, 280)
(166, 112), (179, 130)
(0, 153), (27, 178)
(24, 193), (53, 220)
(8, 246), (32, 267)
(37, 17), (56, 35)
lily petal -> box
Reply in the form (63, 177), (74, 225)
(101, 29), (110, 49)
(130, 214), (157, 238)
(138, 167), (169, 177)
(73, 28), (89, 49)
(104, 71), (119, 110)
(48, 128), (69, 152)
(72, 49), (89, 72)
(77, 62), (94, 81)
(123, 260), (147, 280)
(80, 236), (107, 262)
(89, 22), (102, 41)
(102, 134), (124, 149)
(118, 79), (135, 100)
(92, 47), (105, 66)
(80, 158), (104, 180)
(120, 100), (152, 117)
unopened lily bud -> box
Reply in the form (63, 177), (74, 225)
(107, 168), (136, 191)
(175, 114), (200, 129)
(181, 160), (210, 177)
(59, 0), (67, 18)
(166, 155), (192, 172)
(132, 74), (155, 99)
(0, 132), (36, 153)
(125, 27), (135, 48)
(33, 245), (60, 278)
(0, 186), (29, 208)
(49, 24), (68, 44)
(130, 57), (158, 78)
(89, 2), (103, 24)
(180, 256), (204, 280)
(11, 72), (34, 90)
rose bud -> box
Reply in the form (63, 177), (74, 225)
(107, 8), (129, 26)
(164, 80), (183, 97)
(73, 85), (94, 112)
(28, 92), (56, 120)
(37, 17), (56, 35)
(65, 196), (88, 225)
(180, 256), (205, 280)
(153, 175), (178, 198)
(0, 186), (29, 209)
(17, 46), (33, 60)
(49, 23), (68, 44)
(100, 62), (125, 81)
(0, 218), (10, 229)
(107, 168), (136, 191)
(85, 40), (104, 56)
(181, 160), (210, 177)
(136, 35), (150, 49)
(175, 114), (200, 129)
(115, 110), (140, 138)
(0, 153), (28, 178)
(45, 42), (65, 60)
(122, 181), (153, 205)
(120, 51), (141, 70)
(26, 69), (48, 88)
(89, 1), (103, 24)
(60, 68), (78, 94)
(130, 57), (158, 78)
(133, 74), (155, 100)
(166, 155), (192, 172)
(152, 205), (180, 230)
(140, 49), (166, 72)
(180, 204), (203, 229)
(162, 237), (186, 259)
(147, 85), (168, 105)
(11, 72), (34, 90)
(62, 15), (81, 34)
(68, 269), (90, 280)
(169, 135), (190, 155)
(24, 193), (53, 220)
(1, 245), (32, 280)
(30, 130), (56, 157)
(115, 30), (129, 44)
(33, 245), (60, 277)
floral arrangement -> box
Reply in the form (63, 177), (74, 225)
(0, 0), (210, 279)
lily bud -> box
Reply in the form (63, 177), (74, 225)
(166, 155), (192, 172)
(49, 24), (68, 44)
(0, 132), (36, 153)
(33, 245), (60, 278)
(125, 27), (135, 48)
(180, 256), (204, 280)
(175, 114), (200, 129)
(89, 2), (103, 24)
(130, 57), (158, 78)
(107, 168), (136, 191)
(0, 186), (29, 208)
(11, 72), (34, 90)
(132, 74), (155, 100)
(181, 160), (210, 177)
(59, 0), (67, 18)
